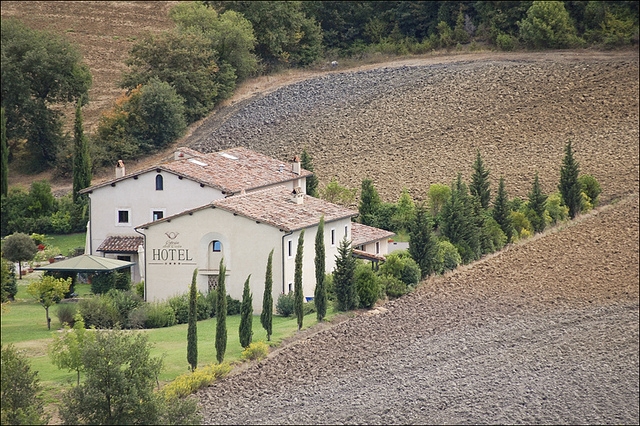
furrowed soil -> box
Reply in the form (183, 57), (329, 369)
(2, 2), (639, 424)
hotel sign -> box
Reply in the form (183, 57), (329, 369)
(149, 232), (196, 266)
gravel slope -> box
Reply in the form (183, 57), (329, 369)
(198, 196), (639, 425)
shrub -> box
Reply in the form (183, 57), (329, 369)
(226, 295), (241, 316)
(1, 258), (18, 302)
(324, 273), (336, 301)
(90, 271), (116, 295)
(380, 275), (407, 300)
(106, 289), (142, 328)
(114, 271), (131, 291)
(379, 251), (420, 286)
(162, 363), (231, 400)
(303, 300), (316, 316)
(55, 303), (77, 327)
(135, 281), (144, 298)
(143, 302), (176, 329)
(545, 193), (569, 225)
(437, 240), (462, 273)
(276, 292), (295, 317)
(168, 294), (189, 324)
(241, 341), (269, 361)
(578, 174), (602, 208)
(355, 263), (380, 309)
(127, 305), (148, 329)
(509, 211), (533, 241)
(518, 1), (581, 48)
(496, 33), (517, 51)
(77, 295), (119, 329)
(205, 290), (217, 317)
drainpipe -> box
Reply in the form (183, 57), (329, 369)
(134, 227), (147, 302)
(281, 230), (293, 294)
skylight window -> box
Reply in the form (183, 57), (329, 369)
(188, 158), (208, 166)
(220, 153), (238, 160)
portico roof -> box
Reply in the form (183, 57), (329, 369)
(351, 223), (395, 246)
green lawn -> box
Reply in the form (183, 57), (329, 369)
(2, 274), (335, 393)
(45, 232), (86, 257)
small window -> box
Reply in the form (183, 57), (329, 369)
(344, 225), (348, 237)
(118, 210), (129, 224)
(288, 283), (293, 293)
(331, 229), (336, 246)
(117, 255), (131, 262)
(152, 211), (164, 221)
(212, 240), (222, 252)
(155, 174), (163, 190)
(376, 241), (380, 254)
(288, 240), (293, 257)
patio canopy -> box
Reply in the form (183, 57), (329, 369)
(34, 254), (135, 273)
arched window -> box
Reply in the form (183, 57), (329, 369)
(155, 174), (163, 190)
(212, 240), (222, 252)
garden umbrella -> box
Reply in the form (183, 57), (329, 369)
(34, 254), (135, 272)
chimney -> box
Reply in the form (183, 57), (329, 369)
(291, 187), (304, 205)
(115, 160), (125, 179)
(174, 148), (193, 160)
(291, 155), (301, 175)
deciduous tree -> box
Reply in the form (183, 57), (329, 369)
(239, 275), (253, 348)
(49, 313), (94, 385)
(27, 275), (71, 330)
(260, 250), (274, 341)
(294, 231), (305, 331)
(2, 232), (37, 279)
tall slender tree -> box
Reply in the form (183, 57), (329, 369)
(527, 171), (548, 233)
(187, 268), (198, 371)
(441, 174), (481, 263)
(215, 259), (227, 363)
(301, 149), (319, 197)
(72, 98), (92, 203)
(260, 249), (274, 341)
(294, 230), (305, 331)
(334, 236), (357, 311)
(492, 176), (513, 243)
(314, 216), (327, 321)
(558, 141), (582, 219)
(1, 108), (8, 197)
(239, 275), (253, 348)
(470, 150), (491, 210)
(359, 178), (381, 226)
(409, 203), (438, 279)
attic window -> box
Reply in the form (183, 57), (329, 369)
(188, 158), (208, 167)
(220, 153), (238, 160)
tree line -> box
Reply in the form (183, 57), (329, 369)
(2, 1), (637, 179)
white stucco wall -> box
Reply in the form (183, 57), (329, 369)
(139, 206), (350, 313)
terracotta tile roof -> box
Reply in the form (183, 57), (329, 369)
(97, 236), (143, 253)
(351, 223), (395, 246)
(353, 248), (386, 262)
(137, 186), (357, 232)
(80, 147), (312, 195)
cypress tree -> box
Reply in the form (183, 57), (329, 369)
(359, 178), (381, 227)
(470, 150), (491, 210)
(301, 149), (319, 197)
(334, 236), (357, 311)
(187, 268), (198, 371)
(558, 141), (582, 219)
(260, 249), (274, 341)
(409, 203), (438, 279)
(493, 176), (513, 243)
(441, 174), (481, 264)
(314, 216), (327, 322)
(294, 230), (305, 331)
(1, 108), (8, 197)
(528, 171), (548, 233)
(239, 275), (252, 348)
(215, 259), (227, 363)
(72, 98), (91, 203)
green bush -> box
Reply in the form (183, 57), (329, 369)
(106, 289), (142, 328)
(578, 174), (602, 207)
(226, 295), (241, 316)
(77, 295), (119, 329)
(303, 300), (316, 316)
(1, 258), (18, 302)
(276, 292), (295, 317)
(114, 271), (131, 291)
(379, 251), (420, 286)
(518, 1), (581, 49)
(142, 302), (176, 329)
(545, 192), (569, 225)
(205, 290), (217, 317)
(90, 271), (116, 295)
(496, 33), (517, 51)
(380, 275), (407, 300)
(55, 303), (77, 327)
(127, 305), (148, 329)
(168, 294), (189, 324)
(135, 281), (144, 298)
(437, 240), (462, 273)
(241, 341), (270, 361)
(324, 273), (336, 301)
(355, 263), (380, 309)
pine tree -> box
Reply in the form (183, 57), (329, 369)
(528, 171), (548, 233)
(492, 176), (513, 243)
(260, 249), (274, 341)
(334, 236), (357, 311)
(72, 98), (91, 203)
(558, 141), (582, 219)
(359, 178), (381, 227)
(470, 150), (491, 210)
(441, 174), (481, 264)
(301, 148), (318, 197)
(215, 259), (227, 363)
(294, 230), (305, 331)
(187, 268), (198, 371)
(239, 275), (252, 348)
(314, 216), (327, 322)
(409, 203), (438, 279)
(1, 107), (8, 197)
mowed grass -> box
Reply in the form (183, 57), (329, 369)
(2, 274), (333, 393)
(45, 232), (86, 256)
